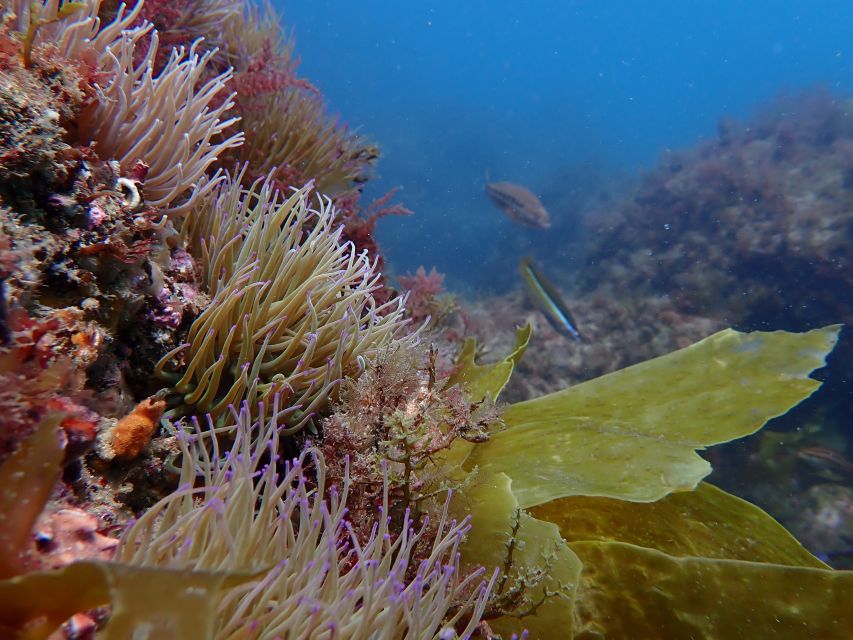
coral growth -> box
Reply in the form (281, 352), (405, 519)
(0, 0), (246, 594)
(0, 33), (83, 181)
(32, 507), (119, 570)
(0, 308), (96, 461)
(0, 0), (229, 406)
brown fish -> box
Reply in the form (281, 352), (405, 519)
(797, 446), (853, 479)
(484, 177), (551, 229)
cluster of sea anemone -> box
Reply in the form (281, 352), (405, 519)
(0, 0), (495, 635)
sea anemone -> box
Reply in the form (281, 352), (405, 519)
(156, 171), (413, 429)
(4, 0), (243, 214)
(134, 0), (243, 71)
(212, 0), (376, 204)
(74, 20), (243, 214)
(4, 0), (141, 63)
(117, 398), (495, 638)
(234, 86), (377, 203)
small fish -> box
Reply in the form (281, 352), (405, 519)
(519, 256), (582, 341)
(797, 446), (853, 479)
(485, 176), (551, 229)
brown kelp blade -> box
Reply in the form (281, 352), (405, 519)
(0, 415), (64, 580)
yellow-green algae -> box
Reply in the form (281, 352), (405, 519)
(453, 471), (582, 640)
(531, 483), (827, 566)
(0, 414), (63, 580)
(568, 542), (853, 640)
(445, 322), (532, 403)
(448, 324), (850, 639)
(464, 324), (841, 507)
(529, 484), (853, 639)
(0, 561), (252, 640)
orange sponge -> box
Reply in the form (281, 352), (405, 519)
(108, 397), (166, 460)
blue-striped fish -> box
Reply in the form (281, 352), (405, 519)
(485, 177), (551, 229)
(519, 256), (582, 341)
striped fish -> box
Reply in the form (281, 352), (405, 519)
(485, 177), (551, 229)
(519, 256), (582, 341)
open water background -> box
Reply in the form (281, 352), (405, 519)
(284, 1), (853, 292)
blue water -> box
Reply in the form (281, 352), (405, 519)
(283, 1), (853, 291)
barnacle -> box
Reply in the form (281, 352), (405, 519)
(157, 172), (413, 429)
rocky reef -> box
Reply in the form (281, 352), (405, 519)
(581, 90), (851, 329)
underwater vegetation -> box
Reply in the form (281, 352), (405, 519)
(0, 0), (852, 638)
(527, 89), (852, 566)
(3, 317), (851, 638)
(0, 406), (495, 638)
(396, 265), (454, 328)
(450, 323), (852, 639)
(470, 90), (851, 435)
